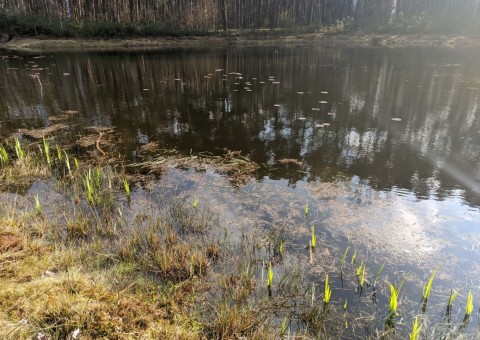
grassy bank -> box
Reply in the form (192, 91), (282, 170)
(0, 133), (479, 339)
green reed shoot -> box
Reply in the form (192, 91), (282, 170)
(373, 261), (386, 287)
(304, 202), (309, 216)
(422, 267), (439, 302)
(123, 177), (131, 199)
(56, 145), (62, 161)
(344, 299), (348, 311)
(94, 167), (101, 187)
(324, 274), (332, 304)
(267, 262), (273, 292)
(280, 317), (288, 336)
(34, 193), (41, 214)
(340, 247), (350, 268)
(193, 195), (198, 209)
(465, 290), (474, 317)
(64, 151), (72, 176)
(310, 222), (316, 249)
(0, 144), (8, 164)
(388, 282), (399, 318)
(351, 249), (357, 265)
(448, 289), (459, 307)
(74, 157), (79, 170)
(42, 137), (51, 166)
(83, 169), (95, 204)
(410, 317), (421, 340)
(14, 137), (24, 159)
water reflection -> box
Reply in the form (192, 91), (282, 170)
(1, 46), (480, 206)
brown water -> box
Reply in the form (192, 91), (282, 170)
(1, 45), (480, 336)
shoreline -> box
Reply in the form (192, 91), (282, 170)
(2, 32), (480, 52)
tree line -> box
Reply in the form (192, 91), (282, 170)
(0, 0), (479, 32)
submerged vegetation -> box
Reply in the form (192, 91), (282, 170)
(0, 134), (479, 339)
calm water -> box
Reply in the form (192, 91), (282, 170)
(1, 45), (480, 335)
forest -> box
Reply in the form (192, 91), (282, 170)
(0, 0), (480, 37)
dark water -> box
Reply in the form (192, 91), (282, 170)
(1, 46), (480, 206)
(1, 45), (480, 335)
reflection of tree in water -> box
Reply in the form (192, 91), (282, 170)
(0, 46), (479, 205)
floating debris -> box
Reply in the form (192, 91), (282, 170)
(319, 101), (328, 104)
(298, 117), (306, 121)
(391, 118), (402, 122)
(297, 92), (305, 95)
(327, 112), (335, 116)
(63, 73), (70, 76)
(312, 108), (321, 111)
(321, 91), (328, 94)
(274, 104), (281, 107)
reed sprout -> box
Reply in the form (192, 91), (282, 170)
(64, 151), (72, 176)
(387, 282), (400, 319)
(74, 157), (79, 170)
(34, 193), (41, 214)
(193, 195), (198, 209)
(324, 274), (332, 304)
(304, 202), (309, 216)
(373, 261), (385, 287)
(42, 137), (51, 166)
(14, 137), (25, 159)
(409, 316), (421, 340)
(351, 249), (357, 265)
(448, 289), (459, 308)
(123, 177), (131, 199)
(422, 267), (439, 303)
(465, 290), (474, 317)
(0, 144), (8, 164)
(310, 222), (316, 249)
(56, 145), (63, 161)
(267, 262), (273, 296)
(280, 317), (288, 336)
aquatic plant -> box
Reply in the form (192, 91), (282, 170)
(34, 193), (41, 214)
(388, 282), (398, 318)
(356, 260), (366, 287)
(123, 177), (131, 199)
(280, 317), (288, 336)
(14, 137), (25, 159)
(409, 317), (421, 340)
(465, 290), (474, 317)
(193, 195), (198, 209)
(0, 144), (8, 164)
(340, 247), (349, 268)
(74, 157), (79, 170)
(310, 222), (316, 249)
(373, 261), (385, 287)
(42, 137), (51, 166)
(83, 169), (96, 204)
(304, 202), (309, 216)
(422, 267), (439, 303)
(324, 274), (332, 304)
(267, 262), (273, 296)
(56, 145), (63, 161)
(350, 249), (357, 265)
(448, 289), (459, 308)
(64, 151), (72, 176)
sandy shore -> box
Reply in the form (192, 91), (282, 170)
(2, 32), (480, 52)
